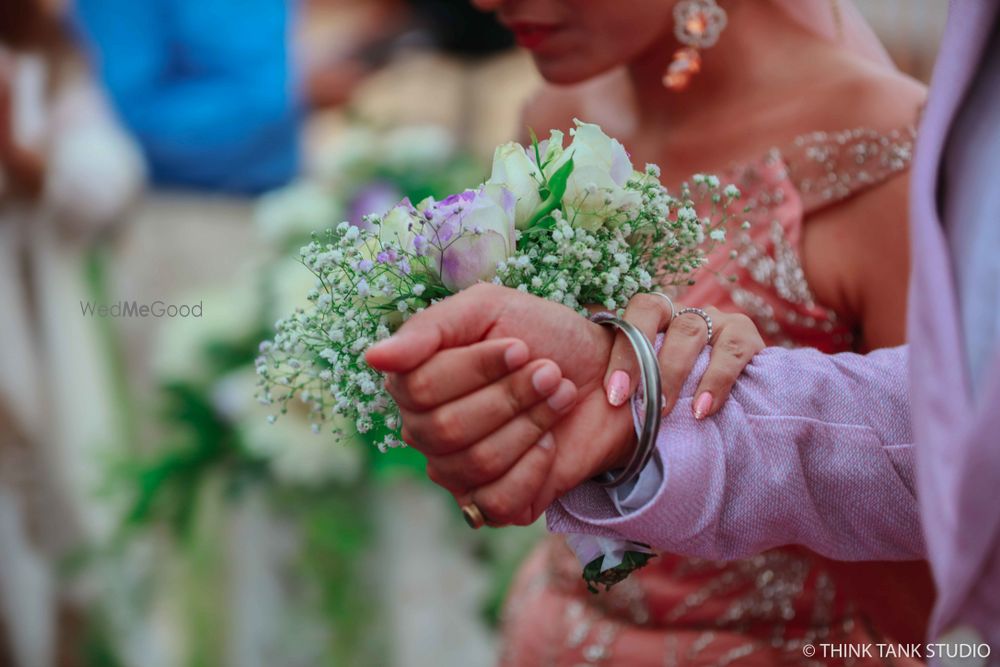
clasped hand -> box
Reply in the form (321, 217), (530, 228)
(366, 284), (763, 526)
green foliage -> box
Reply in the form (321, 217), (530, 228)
(582, 549), (656, 594)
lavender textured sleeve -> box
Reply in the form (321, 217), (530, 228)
(547, 345), (925, 562)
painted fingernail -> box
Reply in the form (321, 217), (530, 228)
(659, 393), (669, 415)
(606, 370), (630, 407)
(546, 381), (575, 413)
(693, 391), (713, 420)
(504, 341), (529, 370)
(531, 364), (560, 394)
(537, 432), (555, 450)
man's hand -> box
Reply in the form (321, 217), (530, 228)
(367, 284), (765, 526)
(366, 284), (634, 524)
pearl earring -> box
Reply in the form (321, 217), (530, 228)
(663, 0), (728, 91)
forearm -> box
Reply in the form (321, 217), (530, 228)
(547, 344), (924, 561)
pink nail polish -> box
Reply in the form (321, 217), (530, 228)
(606, 370), (630, 407)
(693, 391), (713, 420)
(537, 432), (555, 450)
(504, 342), (529, 370)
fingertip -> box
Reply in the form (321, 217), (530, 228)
(546, 379), (577, 414)
(606, 369), (630, 407)
(366, 326), (441, 372)
(503, 339), (530, 371)
(365, 336), (405, 371)
(530, 360), (562, 395)
(693, 391), (713, 420)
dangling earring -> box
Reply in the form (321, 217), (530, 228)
(663, 0), (728, 92)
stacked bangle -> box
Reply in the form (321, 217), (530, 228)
(589, 312), (663, 488)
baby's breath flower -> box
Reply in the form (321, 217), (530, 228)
(258, 131), (738, 458)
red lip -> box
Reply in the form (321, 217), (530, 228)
(509, 23), (559, 50)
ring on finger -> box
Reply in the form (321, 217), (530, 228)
(675, 307), (714, 345)
(650, 291), (676, 322)
(461, 502), (487, 529)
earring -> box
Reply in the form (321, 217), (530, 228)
(663, 0), (728, 92)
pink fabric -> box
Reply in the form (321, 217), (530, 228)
(505, 124), (933, 664)
(546, 1), (1000, 657)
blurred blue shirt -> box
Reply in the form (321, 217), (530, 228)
(72, 0), (301, 194)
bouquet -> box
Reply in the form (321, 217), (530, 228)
(257, 120), (737, 447)
(255, 120), (739, 587)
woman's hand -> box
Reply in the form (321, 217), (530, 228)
(603, 294), (765, 419)
(367, 284), (767, 525)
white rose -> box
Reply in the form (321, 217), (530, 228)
(562, 120), (633, 186)
(556, 121), (639, 231)
(487, 142), (544, 229)
(537, 129), (566, 178)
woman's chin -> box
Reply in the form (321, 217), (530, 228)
(532, 55), (613, 86)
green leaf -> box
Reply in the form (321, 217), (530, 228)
(581, 549), (656, 594)
(526, 156), (574, 229)
(529, 127), (542, 169)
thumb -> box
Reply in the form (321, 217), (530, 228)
(365, 284), (502, 373)
(364, 322), (442, 373)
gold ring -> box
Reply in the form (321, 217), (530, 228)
(461, 503), (486, 529)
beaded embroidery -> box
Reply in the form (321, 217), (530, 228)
(686, 125), (916, 351)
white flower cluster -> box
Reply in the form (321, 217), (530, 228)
(256, 121), (740, 450)
(255, 216), (440, 452)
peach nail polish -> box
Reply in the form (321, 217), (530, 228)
(693, 391), (713, 420)
(606, 370), (630, 407)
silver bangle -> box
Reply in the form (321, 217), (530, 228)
(675, 307), (714, 344)
(589, 312), (663, 488)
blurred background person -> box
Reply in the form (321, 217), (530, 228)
(0, 0), (144, 665)
(72, 0), (305, 194)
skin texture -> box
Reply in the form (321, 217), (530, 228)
(471, 0), (676, 85)
(508, 0), (924, 350)
(373, 0), (926, 522)
(367, 285), (764, 525)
